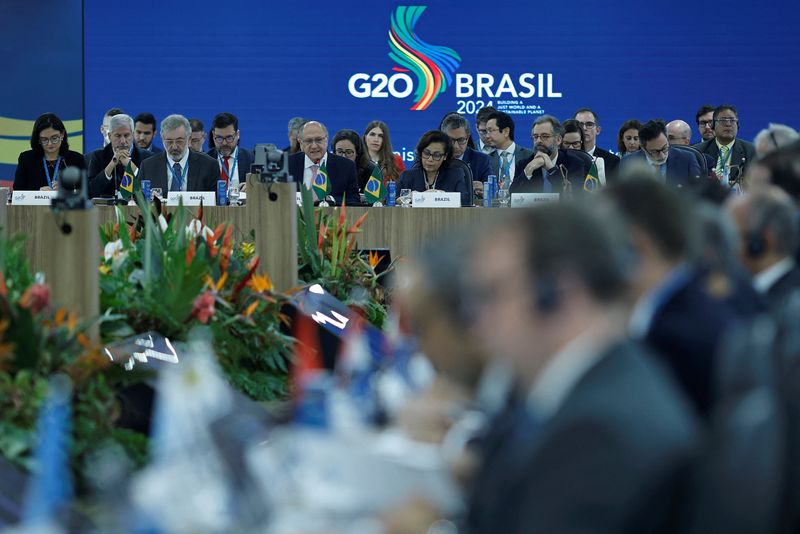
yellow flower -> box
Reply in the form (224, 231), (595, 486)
(243, 300), (259, 317)
(368, 250), (384, 270)
(249, 273), (273, 293)
(99, 264), (111, 275)
(240, 242), (255, 259)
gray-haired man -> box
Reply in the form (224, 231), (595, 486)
(88, 113), (153, 198)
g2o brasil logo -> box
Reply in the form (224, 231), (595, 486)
(348, 6), (562, 111)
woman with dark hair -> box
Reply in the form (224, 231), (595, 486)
(13, 112), (86, 191)
(363, 120), (405, 182)
(561, 119), (586, 151)
(332, 129), (377, 191)
(398, 130), (470, 206)
(617, 119), (642, 157)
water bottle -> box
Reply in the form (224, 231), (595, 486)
(387, 180), (397, 206)
(142, 180), (151, 202)
(487, 174), (498, 207)
(216, 180), (228, 206)
(483, 180), (493, 207)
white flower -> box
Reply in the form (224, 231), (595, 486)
(104, 239), (128, 269)
(186, 219), (214, 241)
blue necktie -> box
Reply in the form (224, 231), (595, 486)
(171, 162), (183, 191)
(542, 168), (551, 193)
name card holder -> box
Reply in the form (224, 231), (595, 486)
(166, 191), (215, 207)
(511, 193), (560, 207)
(12, 190), (57, 206)
(412, 191), (460, 208)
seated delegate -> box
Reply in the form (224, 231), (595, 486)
(13, 112), (86, 191)
(397, 130), (471, 207)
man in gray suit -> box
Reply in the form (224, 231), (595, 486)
(466, 204), (699, 534)
(138, 114), (219, 193)
(484, 110), (533, 190)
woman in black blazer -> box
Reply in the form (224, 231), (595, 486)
(398, 130), (470, 206)
(332, 128), (377, 191)
(13, 112), (86, 191)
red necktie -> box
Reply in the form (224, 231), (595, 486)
(221, 156), (230, 185)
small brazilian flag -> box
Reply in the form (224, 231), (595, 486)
(583, 160), (600, 193)
(313, 160), (330, 201)
(364, 165), (387, 204)
(119, 161), (138, 200)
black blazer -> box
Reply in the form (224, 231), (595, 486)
(468, 340), (699, 534)
(593, 146), (620, 182)
(206, 146), (254, 184)
(287, 152), (360, 205)
(138, 151), (220, 192)
(692, 138), (756, 183)
(13, 149), (86, 191)
(511, 149), (592, 194)
(357, 161), (379, 191)
(461, 146), (493, 183)
(765, 263), (800, 311)
(87, 144), (154, 198)
(397, 161), (471, 206)
(620, 148), (702, 188)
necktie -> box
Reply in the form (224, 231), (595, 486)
(542, 167), (551, 193)
(171, 162), (183, 191)
(307, 164), (319, 189)
(500, 151), (511, 188)
(716, 145), (730, 177)
(222, 155), (230, 185)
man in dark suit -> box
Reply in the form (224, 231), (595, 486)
(692, 104), (756, 187)
(287, 121), (360, 205)
(620, 120), (702, 188)
(727, 186), (800, 311)
(441, 113), (490, 200)
(575, 107), (620, 181)
(88, 113), (153, 198)
(206, 112), (254, 192)
(484, 111), (534, 190)
(466, 204), (699, 534)
(138, 114), (218, 193)
(512, 115), (592, 195)
(605, 177), (748, 417)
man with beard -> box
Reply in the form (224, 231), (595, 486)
(133, 113), (163, 153)
(511, 115), (591, 195)
(138, 114), (218, 193)
(695, 105), (716, 143)
(206, 112), (254, 193)
(88, 113), (153, 198)
(621, 120), (702, 187)
(693, 104), (756, 185)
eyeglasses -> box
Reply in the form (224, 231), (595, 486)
(335, 148), (355, 157)
(39, 134), (63, 146)
(301, 137), (327, 146)
(714, 118), (739, 125)
(448, 136), (469, 146)
(578, 121), (597, 129)
(477, 128), (488, 136)
(163, 138), (187, 147)
(646, 144), (670, 157)
(531, 134), (554, 141)
(698, 120), (714, 127)
(485, 127), (501, 134)
(213, 134), (237, 144)
(562, 140), (582, 149)
(421, 150), (445, 161)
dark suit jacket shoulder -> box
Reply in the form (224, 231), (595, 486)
(206, 146), (254, 183)
(461, 147), (492, 183)
(88, 145), (153, 198)
(511, 149), (592, 194)
(287, 152), (360, 205)
(620, 149), (701, 187)
(765, 263), (800, 311)
(13, 150), (86, 191)
(693, 138), (756, 178)
(489, 144), (534, 176)
(138, 150), (219, 193)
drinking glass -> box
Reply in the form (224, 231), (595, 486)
(399, 188), (412, 207)
(151, 188), (162, 202)
(229, 185), (240, 205)
(497, 188), (510, 207)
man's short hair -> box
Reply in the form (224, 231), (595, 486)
(756, 141), (800, 202)
(747, 186), (799, 257)
(533, 115), (564, 137)
(511, 203), (628, 304)
(133, 112), (156, 128)
(713, 104), (738, 120)
(476, 106), (496, 125)
(755, 123), (800, 153)
(160, 114), (191, 136)
(574, 107), (600, 125)
(298, 120), (329, 139)
(441, 113), (471, 136)
(486, 111), (516, 141)
(108, 113), (134, 133)
(604, 176), (690, 261)
(638, 120), (668, 145)
(695, 104), (715, 124)
(104, 107), (124, 118)
(211, 112), (239, 131)
(189, 118), (204, 133)
(288, 117), (306, 134)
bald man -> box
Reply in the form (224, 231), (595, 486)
(668, 119), (715, 175)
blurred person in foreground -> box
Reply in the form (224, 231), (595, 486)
(463, 203), (699, 533)
(754, 123), (799, 158)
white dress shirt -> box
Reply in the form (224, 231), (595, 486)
(166, 149), (190, 192)
(754, 257), (795, 294)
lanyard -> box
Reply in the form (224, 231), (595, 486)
(42, 156), (62, 189)
(218, 146), (238, 184)
(170, 159), (190, 189)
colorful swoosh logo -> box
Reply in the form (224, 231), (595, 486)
(388, 6), (461, 111)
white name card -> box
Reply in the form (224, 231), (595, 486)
(412, 191), (460, 208)
(166, 191), (215, 206)
(511, 193), (560, 207)
(12, 190), (57, 205)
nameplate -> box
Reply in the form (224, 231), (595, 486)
(166, 191), (215, 206)
(12, 190), (57, 206)
(511, 193), (560, 207)
(412, 191), (460, 208)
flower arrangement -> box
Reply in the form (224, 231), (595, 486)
(99, 197), (294, 402)
(297, 187), (392, 328)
